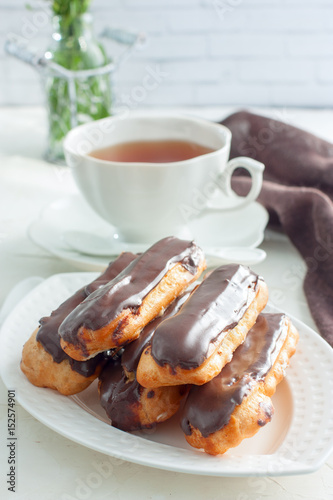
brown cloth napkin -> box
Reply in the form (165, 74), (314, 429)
(220, 110), (333, 347)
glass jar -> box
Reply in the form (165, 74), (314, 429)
(44, 13), (112, 162)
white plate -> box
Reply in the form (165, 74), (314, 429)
(28, 195), (269, 271)
(1, 272), (333, 476)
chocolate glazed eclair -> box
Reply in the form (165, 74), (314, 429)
(21, 252), (137, 395)
(137, 264), (269, 388)
(98, 288), (194, 431)
(181, 313), (299, 455)
(59, 237), (206, 361)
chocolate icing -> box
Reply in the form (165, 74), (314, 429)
(36, 252), (136, 376)
(59, 237), (203, 345)
(151, 264), (259, 370)
(99, 359), (144, 431)
(181, 313), (287, 437)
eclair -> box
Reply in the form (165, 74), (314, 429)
(98, 289), (193, 431)
(59, 237), (206, 361)
(99, 361), (187, 432)
(180, 313), (299, 455)
(137, 264), (268, 388)
(21, 252), (137, 395)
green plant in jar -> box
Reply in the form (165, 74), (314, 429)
(44, 0), (112, 161)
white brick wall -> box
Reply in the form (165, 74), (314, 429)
(1, 0), (333, 107)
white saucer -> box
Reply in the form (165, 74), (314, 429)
(28, 195), (269, 271)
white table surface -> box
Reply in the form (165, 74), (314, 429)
(0, 106), (333, 500)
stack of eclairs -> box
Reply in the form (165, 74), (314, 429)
(21, 237), (298, 455)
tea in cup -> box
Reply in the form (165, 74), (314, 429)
(64, 114), (264, 243)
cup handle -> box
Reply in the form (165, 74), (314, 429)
(203, 156), (265, 214)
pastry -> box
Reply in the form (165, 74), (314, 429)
(21, 328), (106, 395)
(59, 237), (206, 361)
(20, 252), (136, 395)
(180, 313), (299, 455)
(99, 359), (187, 432)
(20, 234), (299, 457)
(99, 289), (193, 431)
(137, 264), (268, 388)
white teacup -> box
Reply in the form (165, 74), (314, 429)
(64, 114), (264, 243)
